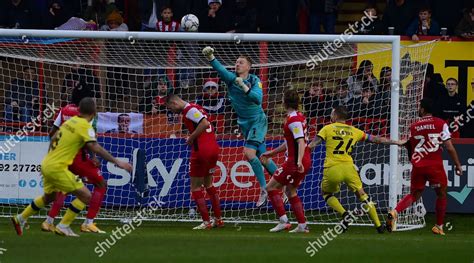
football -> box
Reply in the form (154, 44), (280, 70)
(181, 14), (199, 32)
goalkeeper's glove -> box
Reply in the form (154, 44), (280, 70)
(202, 46), (215, 61)
(235, 77), (250, 93)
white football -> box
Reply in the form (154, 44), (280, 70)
(181, 14), (199, 32)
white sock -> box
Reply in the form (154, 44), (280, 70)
(57, 223), (68, 228)
(298, 223), (307, 229)
(46, 216), (54, 224)
(279, 215), (288, 224)
(437, 224), (443, 230)
(84, 218), (94, 225)
(17, 214), (26, 224)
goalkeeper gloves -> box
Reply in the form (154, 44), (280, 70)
(202, 46), (215, 61)
(235, 77), (250, 93)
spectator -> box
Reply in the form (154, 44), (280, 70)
(346, 60), (378, 100)
(382, 0), (418, 35)
(61, 64), (101, 107)
(329, 80), (350, 107)
(301, 81), (332, 120)
(256, 0), (279, 33)
(232, 0), (257, 33)
(439, 78), (466, 136)
(156, 5), (180, 32)
(422, 63), (449, 115)
(406, 7), (441, 41)
(195, 79), (227, 114)
(100, 10), (128, 31)
(308, 0), (341, 34)
(0, 0), (39, 29)
(105, 113), (138, 134)
(378, 66), (392, 102)
(4, 67), (46, 122)
(200, 0), (233, 32)
(152, 75), (173, 114)
(45, 0), (70, 29)
(357, 5), (384, 35)
(83, 0), (118, 27)
(455, 6), (474, 38)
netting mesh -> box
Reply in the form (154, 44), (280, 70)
(0, 33), (435, 229)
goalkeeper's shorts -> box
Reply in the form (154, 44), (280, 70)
(321, 162), (362, 193)
(239, 114), (268, 150)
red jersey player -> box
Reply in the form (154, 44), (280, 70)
(166, 94), (222, 230)
(386, 98), (462, 235)
(41, 91), (107, 234)
(260, 89), (312, 233)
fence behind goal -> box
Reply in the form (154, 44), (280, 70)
(0, 30), (435, 230)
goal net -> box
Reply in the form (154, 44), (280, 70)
(0, 30), (435, 230)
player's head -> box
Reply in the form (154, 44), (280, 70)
(166, 94), (187, 113)
(79, 97), (96, 118)
(160, 6), (173, 22)
(71, 85), (88, 106)
(419, 98), (433, 117)
(235, 55), (252, 75)
(331, 106), (349, 122)
(117, 113), (131, 133)
(283, 89), (300, 111)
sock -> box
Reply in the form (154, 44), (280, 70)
(48, 192), (66, 218)
(263, 158), (278, 176)
(324, 194), (346, 215)
(435, 197), (447, 226)
(192, 190), (210, 222)
(59, 198), (86, 227)
(86, 185), (106, 220)
(206, 186), (222, 219)
(21, 196), (46, 220)
(289, 196), (306, 224)
(84, 218), (94, 225)
(360, 194), (381, 228)
(395, 194), (414, 213)
(249, 157), (267, 189)
(279, 214), (288, 223)
(298, 223), (307, 229)
(268, 190), (286, 218)
(46, 216), (55, 225)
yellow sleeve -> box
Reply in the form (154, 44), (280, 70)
(317, 125), (328, 141)
(353, 127), (367, 142)
(81, 123), (97, 143)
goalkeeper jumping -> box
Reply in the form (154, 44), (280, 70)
(203, 46), (278, 207)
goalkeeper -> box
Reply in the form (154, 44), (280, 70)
(203, 46), (278, 207)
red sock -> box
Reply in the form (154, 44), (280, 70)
(206, 186), (222, 219)
(395, 194), (414, 213)
(435, 197), (447, 226)
(48, 192), (66, 218)
(192, 190), (210, 222)
(86, 185), (106, 219)
(289, 196), (306, 224)
(268, 190), (286, 217)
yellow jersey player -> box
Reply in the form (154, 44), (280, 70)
(308, 106), (403, 233)
(11, 97), (132, 237)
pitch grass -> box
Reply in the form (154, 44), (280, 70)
(0, 213), (472, 263)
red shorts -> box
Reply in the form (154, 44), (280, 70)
(411, 164), (447, 191)
(189, 148), (219, 178)
(273, 158), (311, 187)
(68, 151), (104, 185)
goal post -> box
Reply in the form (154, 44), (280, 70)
(0, 29), (434, 230)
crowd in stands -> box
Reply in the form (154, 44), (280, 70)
(0, 0), (473, 138)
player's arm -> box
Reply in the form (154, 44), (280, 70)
(49, 111), (62, 138)
(235, 77), (263, 105)
(366, 134), (404, 145)
(186, 117), (211, 146)
(443, 139), (462, 176)
(85, 142), (132, 172)
(202, 46), (236, 83)
(296, 137), (306, 172)
(308, 136), (323, 149)
(260, 141), (286, 165)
